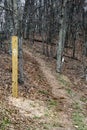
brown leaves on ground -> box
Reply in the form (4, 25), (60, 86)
(0, 43), (87, 130)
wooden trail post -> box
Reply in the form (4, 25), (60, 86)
(12, 36), (18, 98)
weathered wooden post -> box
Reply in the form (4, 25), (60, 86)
(12, 36), (18, 97)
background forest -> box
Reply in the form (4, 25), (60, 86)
(0, 0), (87, 130)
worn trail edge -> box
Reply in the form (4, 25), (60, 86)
(24, 48), (67, 98)
(24, 47), (75, 129)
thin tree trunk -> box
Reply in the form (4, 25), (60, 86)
(57, 0), (68, 73)
(18, 36), (24, 84)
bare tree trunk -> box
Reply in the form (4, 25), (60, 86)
(57, 0), (68, 73)
(18, 36), (24, 84)
(13, 0), (24, 84)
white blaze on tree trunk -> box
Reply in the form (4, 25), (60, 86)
(57, 0), (68, 73)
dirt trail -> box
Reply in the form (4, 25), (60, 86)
(24, 48), (68, 99)
(24, 47), (75, 129)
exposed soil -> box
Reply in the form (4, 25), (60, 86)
(0, 42), (87, 130)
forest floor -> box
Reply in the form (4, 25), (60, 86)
(0, 42), (87, 130)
